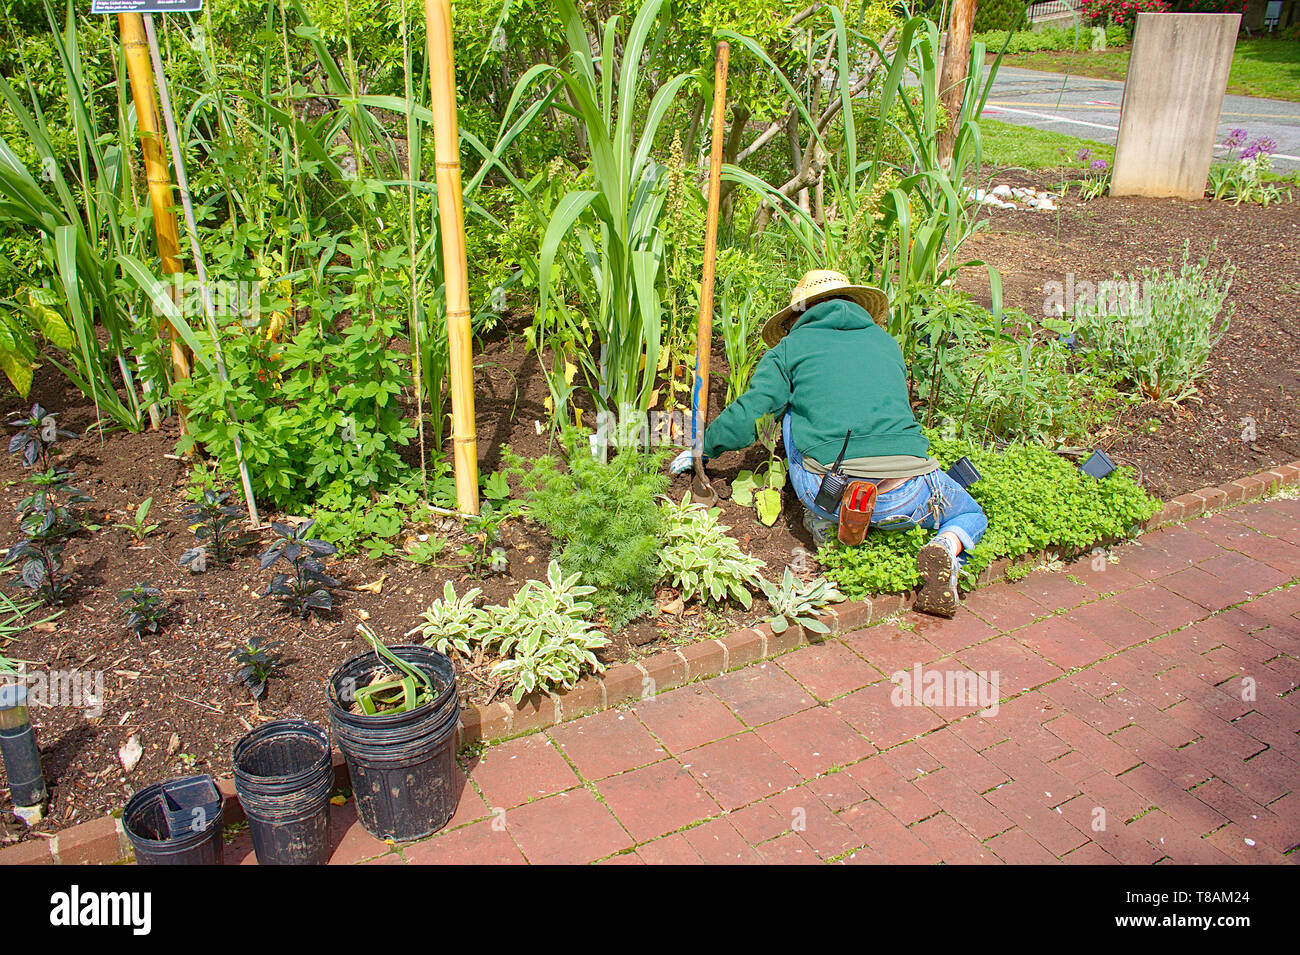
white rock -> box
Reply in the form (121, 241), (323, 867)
(991, 184), (1012, 198)
(119, 734), (143, 773)
(974, 189), (986, 201)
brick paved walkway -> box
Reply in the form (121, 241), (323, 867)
(231, 496), (1300, 864)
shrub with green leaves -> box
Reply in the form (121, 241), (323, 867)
(506, 428), (668, 627)
(1072, 245), (1234, 404)
(817, 434), (1158, 599)
(658, 495), (766, 609)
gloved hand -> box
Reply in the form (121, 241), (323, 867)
(669, 449), (707, 476)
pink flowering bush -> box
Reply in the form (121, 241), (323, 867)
(1080, 0), (1170, 29)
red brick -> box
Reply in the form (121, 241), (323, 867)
(1014, 617), (1113, 671)
(1113, 583), (1207, 634)
(639, 651), (687, 697)
(504, 789), (632, 864)
(763, 620), (807, 656)
(1233, 476), (1265, 502)
(1204, 823), (1293, 864)
(914, 767), (1014, 841)
(909, 611), (998, 654)
(677, 639), (726, 682)
(1193, 486), (1227, 512)
(468, 734), (580, 809)
(833, 600), (874, 632)
(723, 628), (766, 669)
(755, 706), (876, 777)
(912, 812), (1001, 864)
(681, 819), (764, 863)
(478, 701), (514, 741)
(879, 740), (943, 780)
(328, 802), (396, 864)
(602, 662), (649, 708)
(806, 771), (870, 812)
(548, 708), (667, 780)
(1149, 500), (1184, 528)
(0, 837), (54, 865)
(756, 831), (823, 864)
(1125, 809), (1234, 864)
(1221, 482), (1245, 506)
(1044, 712), (1141, 775)
(984, 827), (1059, 864)
(841, 622), (945, 678)
(762, 788), (861, 859)
(836, 800), (939, 864)
(633, 684), (745, 753)
(847, 757), (941, 826)
(635, 833), (704, 864)
(1012, 572), (1093, 612)
(596, 759), (719, 842)
(552, 676), (604, 723)
(982, 741), (1079, 805)
(1172, 494), (1206, 520)
(916, 728), (1010, 793)
(985, 782), (1088, 856)
(831, 682), (946, 750)
(779, 639), (881, 701)
(681, 732), (800, 811)
(509, 690), (557, 734)
(55, 816), (126, 865)
(403, 818), (526, 865)
(709, 662), (816, 726)
(958, 636), (1063, 697)
(962, 585), (1048, 632)
(1061, 842), (1118, 864)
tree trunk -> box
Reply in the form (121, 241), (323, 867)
(937, 0), (977, 171)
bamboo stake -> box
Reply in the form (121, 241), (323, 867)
(143, 14), (261, 529)
(693, 41), (730, 461)
(117, 12), (190, 424)
(424, 0), (479, 515)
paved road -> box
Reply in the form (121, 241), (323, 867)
(983, 65), (1300, 172)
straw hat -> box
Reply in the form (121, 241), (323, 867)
(761, 269), (888, 348)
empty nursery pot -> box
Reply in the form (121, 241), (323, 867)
(233, 719), (334, 865)
(123, 776), (224, 865)
(327, 645), (460, 843)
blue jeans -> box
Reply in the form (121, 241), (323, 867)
(783, 412), (988, 553)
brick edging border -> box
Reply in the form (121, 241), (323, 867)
(4, 459), (1297, 865)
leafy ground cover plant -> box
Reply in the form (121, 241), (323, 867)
(410, 562), (609, 704)
(658, 495), (766, 609)
(119, 583), (165, 638)
(1072, 244), (1235, 403)
(731, 414), (787, 527)
(506, 427), (667, 626)
(759, 570), (843, 634)
(260, 520), (340, 618)
(180, 490), (255, 572)
(490, 563), (608, 704)
(817, 433), (1158, 599)
(230, 636), (284, 700)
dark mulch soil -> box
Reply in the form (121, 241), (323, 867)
(959, 167), (1300, 498)
(3, 167), (1295, 839)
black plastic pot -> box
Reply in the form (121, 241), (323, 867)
(123, 776), (224, 865)
(233, 719), (334, 865)
(0, 684), (47, 809)
(327, 645), (459, 842)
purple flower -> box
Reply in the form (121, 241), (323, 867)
(1223, 128), (1247, 148)
(1090, 159), (1110, 172)
(1241, 136), (1276, 160)
(1077, 148), (1093, 162)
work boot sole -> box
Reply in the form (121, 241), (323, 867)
(915, 542), (959, 618)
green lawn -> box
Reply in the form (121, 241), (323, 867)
(976, 119), (1114, 170)
(993, 39), (1300, 102)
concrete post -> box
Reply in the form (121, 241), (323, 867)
(1110, 13), (1241, 200)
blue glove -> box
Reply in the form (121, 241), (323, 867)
(669, 449), (707, 476)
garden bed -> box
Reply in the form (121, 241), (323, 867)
(1, 169), (1296, 841)
(959, 167), (1300, 498)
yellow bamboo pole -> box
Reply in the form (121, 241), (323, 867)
(118, 12), (192, 399)
(424, 0), (479, 515)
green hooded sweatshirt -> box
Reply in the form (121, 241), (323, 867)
(702, 297), (930, 466)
